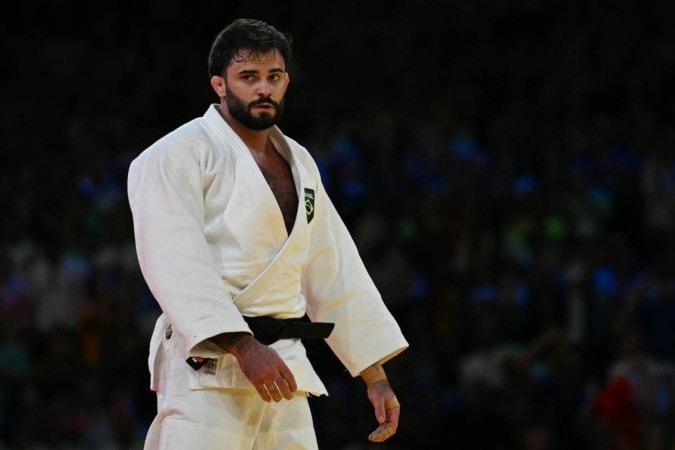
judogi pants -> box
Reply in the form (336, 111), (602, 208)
(144, 332), (319, 450)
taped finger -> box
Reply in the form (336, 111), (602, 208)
(385, 396), (400, 410)
(368, 423), (396, 443)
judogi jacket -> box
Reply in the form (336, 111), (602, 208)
(127, 105), (408, 396)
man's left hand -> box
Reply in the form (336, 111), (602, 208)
(366, 379), (400, 442)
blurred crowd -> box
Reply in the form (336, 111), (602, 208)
(2, 1), (674, 449)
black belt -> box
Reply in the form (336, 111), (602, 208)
(243, 315), (335, 345)
(186, 315), (334, 371)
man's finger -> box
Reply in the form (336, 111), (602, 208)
(385, 396), (400, 410)
(279, 364), (297, 392)
(368, 423), (396, 443)
(274, 376), (294, 400)
(373, 398), (385, 424)
(255, 382), (272, 402)
(265, 382), (282, 402)
(385, 400), (400, 431)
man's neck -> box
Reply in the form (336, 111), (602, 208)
(217, 104), (272, 155)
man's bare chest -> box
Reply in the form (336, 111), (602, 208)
(255, 154), (298, 234)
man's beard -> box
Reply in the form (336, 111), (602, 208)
(225, 87), (285, 131)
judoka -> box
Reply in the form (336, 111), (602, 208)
(127, 18), (408, 449)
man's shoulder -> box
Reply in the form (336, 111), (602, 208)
(132, 117), (213, 165)
(155, 117), (211, 149)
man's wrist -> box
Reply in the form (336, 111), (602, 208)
(360, 364), (387, 386)
(212, 332), (255, 359)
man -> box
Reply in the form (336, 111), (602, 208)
(127, 18), (408, 449)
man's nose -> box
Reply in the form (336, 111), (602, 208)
(256, 79), (272, 96)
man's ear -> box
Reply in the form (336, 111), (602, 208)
(210, 76), (226, 97)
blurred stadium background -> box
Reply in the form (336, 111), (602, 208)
(2, 1), (674, 448)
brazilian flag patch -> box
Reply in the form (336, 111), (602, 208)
(304, 188), (315, 223)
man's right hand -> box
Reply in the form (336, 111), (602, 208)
(212, 332), (297, 402)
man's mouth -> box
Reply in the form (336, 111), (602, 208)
(251, 104), (275, 114)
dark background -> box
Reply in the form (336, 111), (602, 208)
(2, 0), (675, 448)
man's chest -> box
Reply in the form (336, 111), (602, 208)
(255, 154), (298, 233)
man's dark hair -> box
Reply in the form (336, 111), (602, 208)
(208, 18), (292, 78)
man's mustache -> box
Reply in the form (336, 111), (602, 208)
(249, 97), (279, 109)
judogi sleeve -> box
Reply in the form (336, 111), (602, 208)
(301, 180), (409, 376)
(127, 139), (250, 357)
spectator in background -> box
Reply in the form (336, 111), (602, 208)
(1, 3), (674, 449)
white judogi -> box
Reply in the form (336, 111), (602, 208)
(128, 105), (409, 448)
